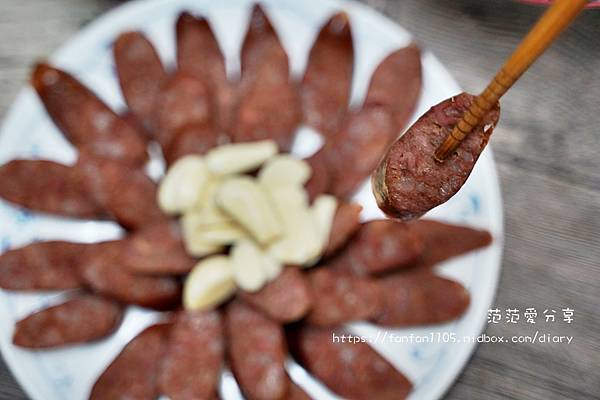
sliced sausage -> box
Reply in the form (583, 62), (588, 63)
(373, 271), (470, 326)
(75, 152), (167, 230)
(304, 150), (331, 202)
(12, 294), (122, 348)
(301, 12), (353, 137)
(326, 105), (395, 198)
(305, 269), (380, 326)
(0, 159), (105, 219)
(365, 44), (422, 133)
(31, 63), (147, 165)
(323, 201), (362, 257)
(78, 241), (181, 310)
(90, 323), (171, 400)
(176, 12), (235, 133)
(114, 31), (168, 134)
(153, 72), (216, 152)
(159, 310), (224, 400)
(240, 5), (288, 83)
(164, 122), (220, 166)
(409, 219), (492, 268)
(232, 76), (301, 151)
(0, 241), (88, 290)
(288, 325), (412, 400)
(373, 92), (500, 220)
(121, 222), (195, 275)
(329, 219), (423, 276)
(239, 267), (312, 323)
(226, 301), (288, 400)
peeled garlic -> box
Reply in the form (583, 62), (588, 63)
(267, 186), (321, 266)
(230, 239), (269, 292)
(263, 253), (283, 282)
(258, 155), (311, 187)
(195, 223), (248, 246)
(205, 140), (278, 175)
(184, 256), (236, 310)
(181, 213), (224, 257)
(215, 177), (282, 245)
(158, 155), (209, 215)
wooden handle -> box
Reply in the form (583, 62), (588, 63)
(434, 0), (588, 162)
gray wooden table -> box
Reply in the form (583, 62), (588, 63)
(1, 0), (599, 399)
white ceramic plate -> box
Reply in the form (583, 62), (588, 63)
(0, 0), (503, 399)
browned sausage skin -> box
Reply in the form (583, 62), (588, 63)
(373, 271), (470, 327)
(75, 152), (167, 230)
(305, 268), (380, 326)
(323, 201), (362, 257)
(31, 64), (148, 165)
(226, 300), (288, 400)
(120, 222), (196, 275)
(365, 44), (422, 133)
(114, 31), (168, 135)
(240, 5), (288, 82)
(302, 12), (354, 137)
(408, 219), (493, 268)
(0, 241), (87, 291)
(13, 294), (123, 349)
(90, 323), (171, 400)
(323, 105), (396, 198)
(329, 219), (424, 276)
(176, 12), (235, 134)
(233, 5), (301, 151)
(373, 92), (500, 220)
(0, 159), (105, 219)
(238, 267), (312, 323)
(77, 241), (181, 310)
(288, 325), (413, 400)
(158, 310), (224, 400)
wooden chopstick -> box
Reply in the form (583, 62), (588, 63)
(434, 0), (589, 162)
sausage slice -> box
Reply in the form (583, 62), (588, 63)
(114, 31), (167, 135)
(373, 92), (500, 220)
(302, 12), (353, 137)
(305, 269), (380, 326)
(409, 219), (492, 268)
(78, 241), (181, 310)
(75, 153), (167, 230)
(365, 44), (422, 133)
(226, 301), (288, 400)
(90, 323), (170, 400)
(373, 271), (470, 326)
(288, 325), (412, 400)
(239, 267), (312, 323)
(159, 310), (224, 400)
(13, 294), (122, 348)
(176, 12), (235, 133)
(0, 159), (105, 219)
(121, 222), (196, 275)
(0, 241), (87, 290)
(329, 219), (423, 276)
(323, 201), (362, 257)
(31, 63), (148, 165)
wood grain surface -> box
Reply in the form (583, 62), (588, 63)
(0, 1), (598, 399)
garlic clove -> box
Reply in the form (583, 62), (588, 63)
(183, 256), (236, 310)
(158, 155), (210, 215)
(215, 176), (282, 245)
(230, 239), (268, 292)
(258, 155), (311, 187)
(205, 140), (278, 175)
